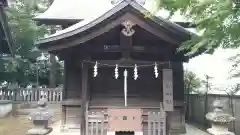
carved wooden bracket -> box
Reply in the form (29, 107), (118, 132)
(121, 20), (136, 36)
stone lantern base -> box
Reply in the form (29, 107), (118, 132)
(207, 128), (234, 135)
(205, 100), (236, 135)
(27, 127), (53, 135)
(27, 98), (54, 135)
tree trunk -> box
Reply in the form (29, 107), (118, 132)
(185, 87), (190, 121)
(230, 96), (236, 133)
(49, 25), (57, 88)
(185, 80), (191, 121)
(204, 93), (209, 128)
(49, 54), (56, 88)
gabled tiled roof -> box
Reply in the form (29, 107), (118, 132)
(36, 0), (204, 59)
(33, 0), (194, 26)
(33, 0), (114, 25)
(36, 0), (194, 45)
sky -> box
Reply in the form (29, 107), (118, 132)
(184, 48), (240, 91)
(43, 0), (240, 91)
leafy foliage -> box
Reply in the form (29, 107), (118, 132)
(184, 70), (202, 93)
(0, 0), (63, 86)
(153, 0), (240, 55)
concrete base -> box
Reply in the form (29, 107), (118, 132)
(207, 128), (235, 135)
(27, 127), (53, 135)
(135, 132), (143, 135)
(107, 132), (115, 135)
(0, 100), (12, 117)
(60, 125), (70, 133)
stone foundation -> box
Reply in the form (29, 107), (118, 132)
(0, 100), (12, 117)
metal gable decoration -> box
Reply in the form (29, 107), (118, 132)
(121, 20), (136, 36)
(111, 0), (146, 5)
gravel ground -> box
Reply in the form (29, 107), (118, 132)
(0, 112), (61, 135)
(0, 116), (34, 135)
(0, 109), (209, 135)
(181, 124), (210, 135)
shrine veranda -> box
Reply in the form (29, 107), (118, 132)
(35, 0), (201, 135)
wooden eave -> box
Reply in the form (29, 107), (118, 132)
(34, 18), (82, 26)
(36, 0), (198, 59)
(173, 22), (196, 28)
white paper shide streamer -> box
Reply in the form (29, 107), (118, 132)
(86, 60), (171, 79)
(133, 64), (138, 80)
(88, 60), (172, 112)
(154, 62), (159, 78)
(115, 64), (119, 79)
(93, 61), (98, 77)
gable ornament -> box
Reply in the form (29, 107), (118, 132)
(111, 0), (146, 5)
(121, 20), (136, 36)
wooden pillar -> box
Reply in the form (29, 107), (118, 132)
(163, 67), (174, 135)
(120, 32), (132, 59)
(49, 28), (57, 88)
(166, 112), (172, 135)
(81, 61), (88, 135)
(61, 60), (67, 128)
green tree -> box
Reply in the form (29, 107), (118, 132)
(47, 0), (58, 88)
(201, 74), (213, 127)
(0, 0), (63, 87)
(152, 0), (240, 55)
(184, 70), (202, 120)
(184, 70), (202, 93)
(221, 84), (240, 132)
(0, 0), (44, 84)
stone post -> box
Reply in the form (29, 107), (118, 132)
(205, 100), (235, 135)
(28, 97), (53, 135)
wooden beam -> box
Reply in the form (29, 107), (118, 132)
(81, 61), (88, 135)
(120, 32), (132, 59)
(91, 44), (163, 54)
(83, 59), (173, 68)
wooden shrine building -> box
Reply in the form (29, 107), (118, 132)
(35, 0), (201, 135)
